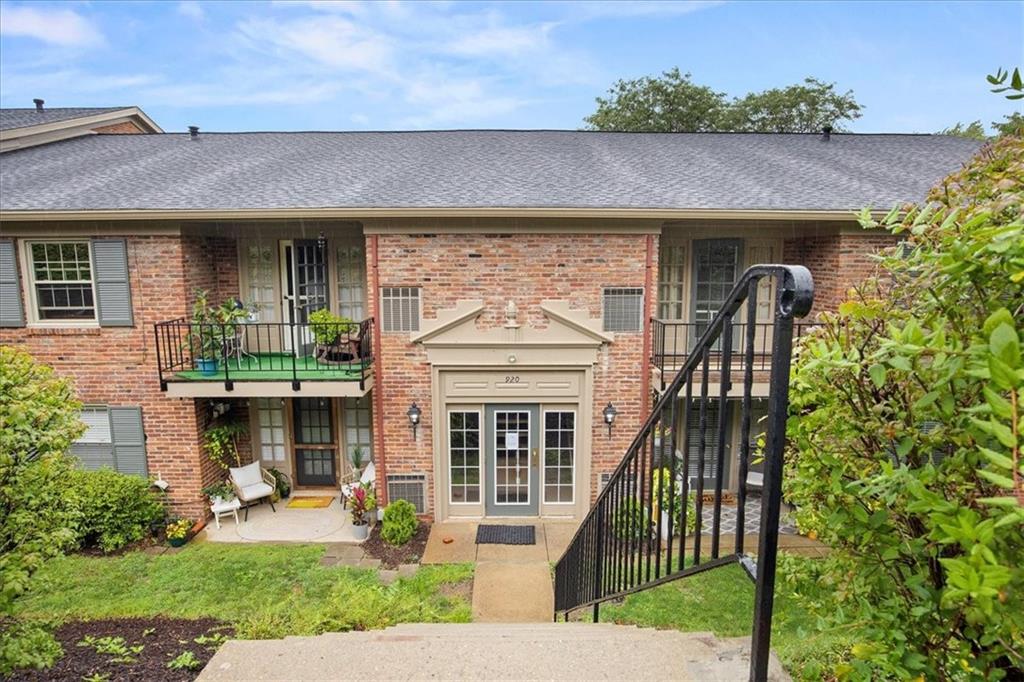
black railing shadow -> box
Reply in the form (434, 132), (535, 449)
(554, 265), (813, 681)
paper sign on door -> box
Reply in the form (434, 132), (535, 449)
(505, 432), (520, 450)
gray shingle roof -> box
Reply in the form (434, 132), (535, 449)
(0, 107), (129, 131)
(0, 130), (981, 213)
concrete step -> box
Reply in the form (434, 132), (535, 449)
(199, 623), (790, 681)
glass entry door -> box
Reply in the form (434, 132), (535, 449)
(293, 398), (337, 486)
(484, 404), (540, 516)
(280, 239), (329, 354)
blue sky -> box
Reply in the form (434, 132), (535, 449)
(0, 1), (1020, 134)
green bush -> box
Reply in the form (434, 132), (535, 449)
(785, 135), (1023, 679)
(0, 347), (84, 673)
(67, 469), (165, 552)
(381, 499), (419, 546)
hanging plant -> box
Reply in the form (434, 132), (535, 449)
(203, 421), (248, 470)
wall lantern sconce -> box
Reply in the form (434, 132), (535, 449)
(407, 402), (422, 438)
(209, 400), (231, 419)
(603, 402), (618, 439)
(317, 230), (327, 253)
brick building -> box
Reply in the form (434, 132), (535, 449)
(0, 124), (979, 521)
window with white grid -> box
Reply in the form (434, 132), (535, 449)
(448, 411), (481, 504)
(246, 244), (275, 322)
(544, 411), (575, 503)
(27, 241), (96, 321)
(344, 397), (373, 464)
(381, 287), (420, 332)
(658, 245), (687, 320)
(336, 245), (366, 320)
(602, 287), (643, 332)
(256, 398), (286, 463)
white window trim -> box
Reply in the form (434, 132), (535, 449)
(542, 409), (576, 505)
(20, 238), (99, 327)
(447, 409), (483, 506)
(492, 409), (531, 507)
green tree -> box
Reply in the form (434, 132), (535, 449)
(584, 70), (862, 132)
(784, 135), (1024, 679)
(0, 347), (84, 673)
(938, 120), (988, 140)
(584, 68), (729, 132)
(722, 77), (863, 132)
(994, 111), (1024, 137)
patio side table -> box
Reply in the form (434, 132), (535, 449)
(211, 498), (241, 529)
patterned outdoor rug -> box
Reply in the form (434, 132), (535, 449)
(475, 524), (536, 545)
(286, 496), (335, 509)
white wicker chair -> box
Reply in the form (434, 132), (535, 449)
(229, 461), (277, 521)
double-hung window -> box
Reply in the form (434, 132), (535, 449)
(27, 241), (96, 321)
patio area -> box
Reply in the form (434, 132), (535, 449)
(201, 493), (367, 544)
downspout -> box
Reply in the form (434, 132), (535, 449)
(640, 234), (654, 411)
(369, 234), (389, 505)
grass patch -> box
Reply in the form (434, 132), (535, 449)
(17, 543), (473, 639)
(580, 558), (852, 681)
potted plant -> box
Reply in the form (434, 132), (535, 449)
(349, 483), (376, 541)
(187, 290), (222, 375)
(268, 468), (291, 500)
(308, 308), (357, 363)
(166, 518), (192, 547)
(349, 446), (365, 479)
(203, 421), (248, 470)
(201, 481), (235, 506)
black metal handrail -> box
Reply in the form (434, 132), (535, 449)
(154, 317), (375, 392)
(554, 265), (813, 681)
(651, 319), (815, 390)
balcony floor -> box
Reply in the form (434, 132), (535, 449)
(173, 352), (365, 382)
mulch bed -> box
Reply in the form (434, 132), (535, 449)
(10, 617), (232, 682)
(361, 522), (431, 568)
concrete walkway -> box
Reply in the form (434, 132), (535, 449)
(199, 623), (791, 681)
(422, 521), (577, 623)
(202, 494), (365, 544)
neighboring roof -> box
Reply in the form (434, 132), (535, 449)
(0, 107), (128, 131)
(0, 106), (163, 154)
(0, 130), (981, 217)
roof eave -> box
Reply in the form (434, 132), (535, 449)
(0, 206), (872, 222)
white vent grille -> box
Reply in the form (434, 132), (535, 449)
(603, 287), (643, 332)
(387, 473), (427, 513)
(381, 287), (420, 332)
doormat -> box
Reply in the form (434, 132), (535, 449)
(475, 524), (536, 545)
(286, 496), (335, 509)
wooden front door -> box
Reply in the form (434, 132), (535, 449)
(292, 398), (337, 486)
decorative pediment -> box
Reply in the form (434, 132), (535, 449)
(413, 299), (612, 366)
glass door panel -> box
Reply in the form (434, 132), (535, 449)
(485, 404), (539, 516)
(691, 239), (742, 349)
(293, 398), (337, 486)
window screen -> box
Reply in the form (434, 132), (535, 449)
(381, 287), (420, 332)
(602, 287), (643, 332)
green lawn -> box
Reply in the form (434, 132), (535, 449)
(17, 543), (473, 639)
(575, 559), (852, 681)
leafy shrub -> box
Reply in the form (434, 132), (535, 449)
(0, 347), (83, 673)
(381, 499), (419, 546)
(785, 135), (1023, 679)
(67, 469), (165, 552)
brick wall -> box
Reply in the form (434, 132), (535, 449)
(783, 232), (898, 315)
(368, 232), (655, 513)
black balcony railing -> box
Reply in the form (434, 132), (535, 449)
(154, 318), (374, 392)
(554, 265), (813, 681)
(651, 319), (814, 391)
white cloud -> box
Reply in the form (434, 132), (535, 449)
(567, 1), (726, 19)
(178, 1), (205, 22)
(0, 5), (104, 47)
(445, 22), (557, 59)
(237, 16), (394, 75)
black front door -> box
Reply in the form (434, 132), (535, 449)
(293, 398), (337, 486)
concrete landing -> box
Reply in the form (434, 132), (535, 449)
(471, 561), (554, 622)
(198, 623), (791, 681)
